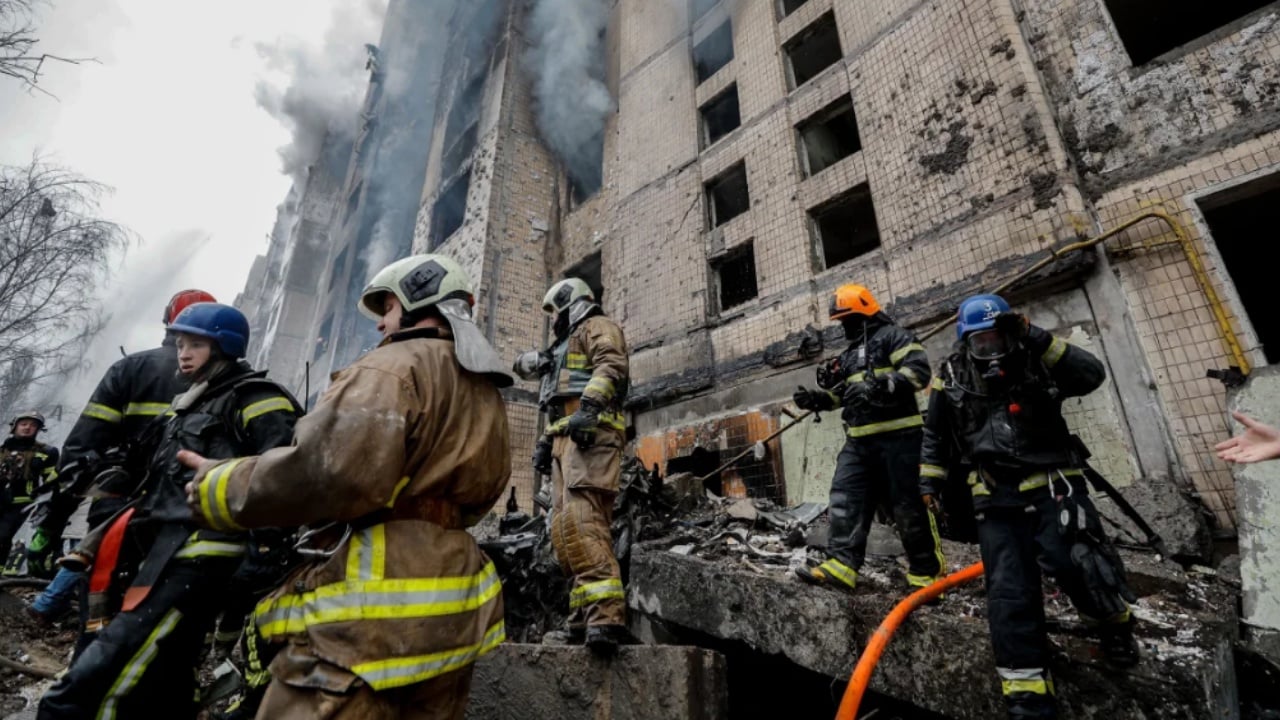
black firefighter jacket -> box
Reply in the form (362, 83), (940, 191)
(824, 320), (931, 439)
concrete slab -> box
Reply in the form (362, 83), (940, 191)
(628, 542), (1238, 719)
(1228, 365), (1280, 643)
(466, 644), (727, 720)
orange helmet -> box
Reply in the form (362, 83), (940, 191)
(829, 284), (880, 321)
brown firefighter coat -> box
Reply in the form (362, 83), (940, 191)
(192, 329), (511, 693)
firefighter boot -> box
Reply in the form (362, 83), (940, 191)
(2, 542), (25, 576)
(585, 624), (630, 656)
(1098, 617), (1140, 668)
(542, 626), (586, 646)
(794, 558), (858, 593)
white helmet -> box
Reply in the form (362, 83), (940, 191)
(542, 278), (594, 315)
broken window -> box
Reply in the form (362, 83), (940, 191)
(564, 251), (604, 306)
(344, 181), (363, 225)
(568, 129), (604, 206)
(693, 19), (734, 84)
(705, 162), (750, 228)
(712, 242), (758, 312)
(777, 0), (809, 18)
(328, 247), (349, 292)
(785, 12), (842, 89)
(798, 95), (861, 177)
(1103, 0), (1274, 66)
(1198, 174), (1280, 364)
(429, 171), (471, 249)
(811, 184), (880, 269)
(700, 84), (741, 148)
(441, 74), (485, 176)
(692, 0), (718, 21)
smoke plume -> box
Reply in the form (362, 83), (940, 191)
(525, 0), (612, 193)
(254, 0), (388, 186)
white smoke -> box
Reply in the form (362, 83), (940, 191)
(525, 0), (613, 192)
(253, 0), (388, 186)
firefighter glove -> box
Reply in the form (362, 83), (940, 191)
(793, 387), (835, 412)
(567, 399), (602, 449)
(532, 438), (553, 476)
(841, 380), (873, 409)
(993, 311), (1029, 341)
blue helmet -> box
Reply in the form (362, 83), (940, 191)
(167, 303), (250, 359)
(956, 294), (1010, 340)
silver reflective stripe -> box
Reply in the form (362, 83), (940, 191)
(97, 609), (183, 720)
(997, 667), (1046, 680)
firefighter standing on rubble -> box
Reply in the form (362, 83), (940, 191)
(26, 289), (215, 627)
(514, 278), (631, 653)
(919, 294), (1139, 719)
(178, 254), (512, 719)
(39, 302), (302, 720)
(792, 284), (944, 592)
(0, 412), (59, 574)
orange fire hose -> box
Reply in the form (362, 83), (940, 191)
(834, 562), (986, 720)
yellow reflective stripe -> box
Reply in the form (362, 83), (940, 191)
(565, 353), (588, 370)
(254, 562), (503, 639)
(346, 526), (387, 582)
(569, 578), (624, 609)
(174, 540), (247, 560)
(847, 366), (894, 384)
(84, 403), (123, 423)
(968, 469), (1082, 495)
(846, 415), (923, 438)
(584, 376), (615, 400)
(818, 558), (858, 589)
(1080, 603), (1131, 627)
(199, 460), (247, 532)
(889, 343), (925, 365)
(898, 366), (926, 390)
(125, 402), (169, 417)
(930, 376), (945, 391)
(386, 476), (412, 509)
(907, 573), (938, 588)
(927, 508), (946, 576)
(240, 397), (294, 427)
(1041, 337), (1068, 368)
(546, 417), (570, 435)
(352, 619), (506, 691)
(96, 608), (184, 720)
(599, 410), (626, 431)
(920, 464), (947, 479)
(1001, 677), (1054, 696)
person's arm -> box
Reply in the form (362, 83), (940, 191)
(919, 376), (954, 506)
(59, 359), (133, 474)
(881, 326), (931, 399)
(1216, 411), (1280, 464)
(998, 314), (1105, 397)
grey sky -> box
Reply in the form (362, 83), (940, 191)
(0, 0), (375, 435)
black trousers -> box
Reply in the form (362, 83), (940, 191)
(38, 556), (241, 720)
(977, 490), (1113, 677)
(827, 428), (943, 578)
(0, 504), (27, 565)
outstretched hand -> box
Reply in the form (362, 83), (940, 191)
(178, 450), (218, 519)
(1215, 411), (1280, 464)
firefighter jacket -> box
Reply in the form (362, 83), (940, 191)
(192, 328), (512, 692)
(544, 312), (629, 434)
(129, 361), (301, 584)
(919, 325), (1105, 499)
(824, 320), (930, 439)
(0, 437), (58, 507)
(61, 335), (188, 484)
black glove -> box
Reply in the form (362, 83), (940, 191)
(841, 380), (873, 409)
(567, 399), (602, 449)
(792, 387), (835, 412)
(993, 311), (1029, 341)
(532, 438), (553, 476)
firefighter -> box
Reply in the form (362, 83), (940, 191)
(0, 412), (59, 574)
(27, 289), (214, 625)
(38, 302), (302, 720)
(178, 254), (512, 719)
(514, 277), (630, 654)
(919, 294), (1139, 719)
(791, 284), (944, 592)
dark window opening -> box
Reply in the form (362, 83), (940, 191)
(344, 181), (363, 224)
(712, 242), (758, 312)
(693, 20), (734, 83)
(692, 0), (718, 21)
(778, 0), (809, 18)
(564, 251), (604, 307)
(328, 247), (350, 292)
(442, 123), (479, 178)
(700, 84), (741, 148)
(1103, 0), (1274, 66)
(665, 447), (723, 496)
(798, 95), (861, 177)
(706, 162), (750, 228)
(429, 171), (471, 249)
(785, 12), (842, 89)
(1199, 174), (1280, 364)
(568, 129), (605, 207)
(811, 184), (880, 269)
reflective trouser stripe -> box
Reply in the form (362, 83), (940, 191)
(351, 619), (506, 691)
(968, 468), (1083, 496)
(818, 558), (858, 589)
(346, 525), (387, 581)
(998, 667), (1054, 696)
(84, 403), (123, 423)
(846, 414), (923, 438)
(96, 608), (184, 720)
(569, 578), (625, 610)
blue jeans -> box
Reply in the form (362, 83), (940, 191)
(31, 566), (84, 616)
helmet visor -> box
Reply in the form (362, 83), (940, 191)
(966, 328), (1012, 360)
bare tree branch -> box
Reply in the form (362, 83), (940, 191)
(0, 154), (133, 418)
(1, 0), (95, 93)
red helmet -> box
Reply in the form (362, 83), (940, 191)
(163, 289), (217, 324)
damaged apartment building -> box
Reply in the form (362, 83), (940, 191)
(233, 0), (1280, 716)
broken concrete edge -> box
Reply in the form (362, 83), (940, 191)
(626, 542), (1239, 719)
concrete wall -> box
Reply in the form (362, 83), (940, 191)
(1229, 364), (1280, 636)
